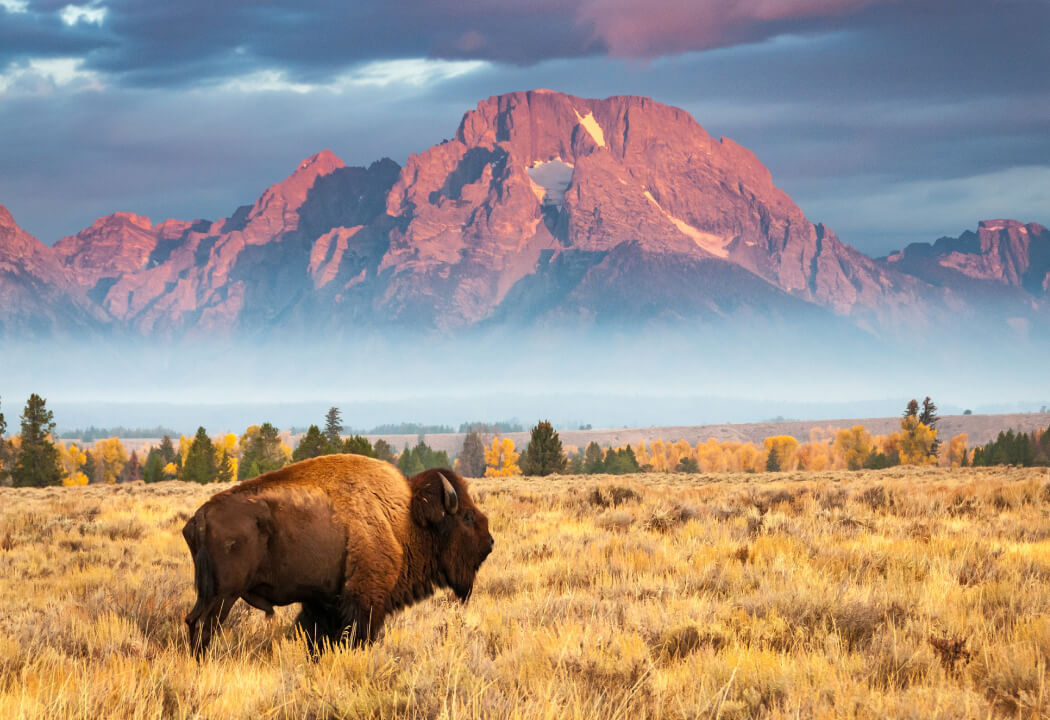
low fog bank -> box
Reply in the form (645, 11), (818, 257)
(1, 322), (1046, 435)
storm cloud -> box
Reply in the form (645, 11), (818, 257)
(0, 0), (1047, 254)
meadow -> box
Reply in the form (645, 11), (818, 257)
(1, 466), (1048, 719)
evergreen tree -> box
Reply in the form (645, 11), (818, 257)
(765, 447), (781, 472)
(183, 427), (217, 483)
(13, 393), (62, 487)
(458, 431), (486, 478)
(373, 439), (395, 464)
(82, 450), (97, 484)
(919, 396), (941, 454)
(904, 399), (920, 418)
(959, 448), (970, 468)
(293, 425), (328, 461)
(143, 448), (164, 483)
(918, 397), (939, 428)
(0, 396), (5, 438)
(603, 447), (641, 475)
(239, 422), (285, 478)
(120, 451), (142, 483)
(565, 451), (583, 474)
(343, 435), (376, 458)
(398, 445), (425, 475)
(324, 407), (343, 449)
(519, 420), (567, 477)
(582, 442), (604, 474)
(158, 435), (177, 466)
(216, 449), (235, 483)
(675, 456), (700, 473)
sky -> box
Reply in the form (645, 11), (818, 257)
(0, 0), (1048, 258)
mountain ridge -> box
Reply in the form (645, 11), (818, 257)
(1, 90), (1047, 340)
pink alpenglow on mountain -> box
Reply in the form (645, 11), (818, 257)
(0, 91), (1046, 340)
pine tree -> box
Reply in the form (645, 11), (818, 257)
(216, 449), (235, 483)
(765, 447), (780, 472)
(293, 425), (328, 461)
(904, 399), (919, 418)
(458, 431), (486, 478)
(183, 427), (217, 484)
(239, 422), (286, 478)
(919, 396), (941, 455)
(582, 442), (604, 474)
(918, 397), (939, 428)
(120, 451), (142, 483)
(324, 407), (343, 449)
(519, 420), (567, 477)
(343, 435), (376, 458)
(398, 446), (424, 476)
(373, 439), (395, 464)
(158, 435), (177, 466)
(565, 451), (583, 474)
(676, 456), (699, 473)
(13, 393), (63, 487)
(82, 450), (96, 484)
(143, 448), (164, 483)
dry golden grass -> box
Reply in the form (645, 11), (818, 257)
(1, 467), (1050, 719)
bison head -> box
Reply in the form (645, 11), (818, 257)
(410, 468), (494, 602)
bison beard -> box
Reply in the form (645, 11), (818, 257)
(182, 456), (494, 656)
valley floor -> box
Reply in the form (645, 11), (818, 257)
(1, 467), (1049, 719)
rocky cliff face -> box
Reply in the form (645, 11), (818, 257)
(0, 204), (105, 337)
(886, 220), (1050, 296)
(0, 91), (1046, 339)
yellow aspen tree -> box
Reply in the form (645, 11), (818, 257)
(899, 416), (937, 465)
(648, 439), (669, 473)
(214, 432), (240, 479)
(944, 434), (965, 468)
(796, 441), (831, 471)
(634, 442), (650, 468)
(669, 439), (691, 470)
(763, 436), (800, 471)
(484, 437), (521, 477)
(179, 435), (192, 468)
(833, 426), (874, 470)
(57, 441), (87, 483)
(94, 437), (128, 483)
(736, 442), (760, 472)
(698, 438), (727, 473)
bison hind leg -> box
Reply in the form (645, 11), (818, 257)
(296, 600), (343, 653)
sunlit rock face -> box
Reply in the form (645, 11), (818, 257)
(1, 91), (1047, 339)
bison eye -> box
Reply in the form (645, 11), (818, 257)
(463, 510), (475, 526)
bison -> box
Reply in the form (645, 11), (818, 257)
(181, 454), (494, 655)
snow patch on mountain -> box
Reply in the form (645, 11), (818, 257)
(643, 190), (729, 258)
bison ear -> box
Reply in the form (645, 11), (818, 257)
(411, 474), (453, 527)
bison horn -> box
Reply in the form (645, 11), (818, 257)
(440, 473), (459, 514)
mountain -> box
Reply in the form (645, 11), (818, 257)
(0, 204), (104, 337)
(0, 91), (1046, 340)
(886, 220), (1050, 296)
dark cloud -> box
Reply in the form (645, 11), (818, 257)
(3, 0), (1043, 88)
(0, 0), (1046, 256)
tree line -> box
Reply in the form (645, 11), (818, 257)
(2, 395), (1047, 487)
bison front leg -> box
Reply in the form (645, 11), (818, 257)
(296, 599), (343, 652)
(338, 592), (388, 646)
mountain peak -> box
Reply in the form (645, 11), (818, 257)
(296, 149), (345, 176)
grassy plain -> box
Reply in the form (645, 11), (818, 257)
(1, 467), (1049, 719)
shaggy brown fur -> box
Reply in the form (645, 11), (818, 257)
(182, 455), (493, 655)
